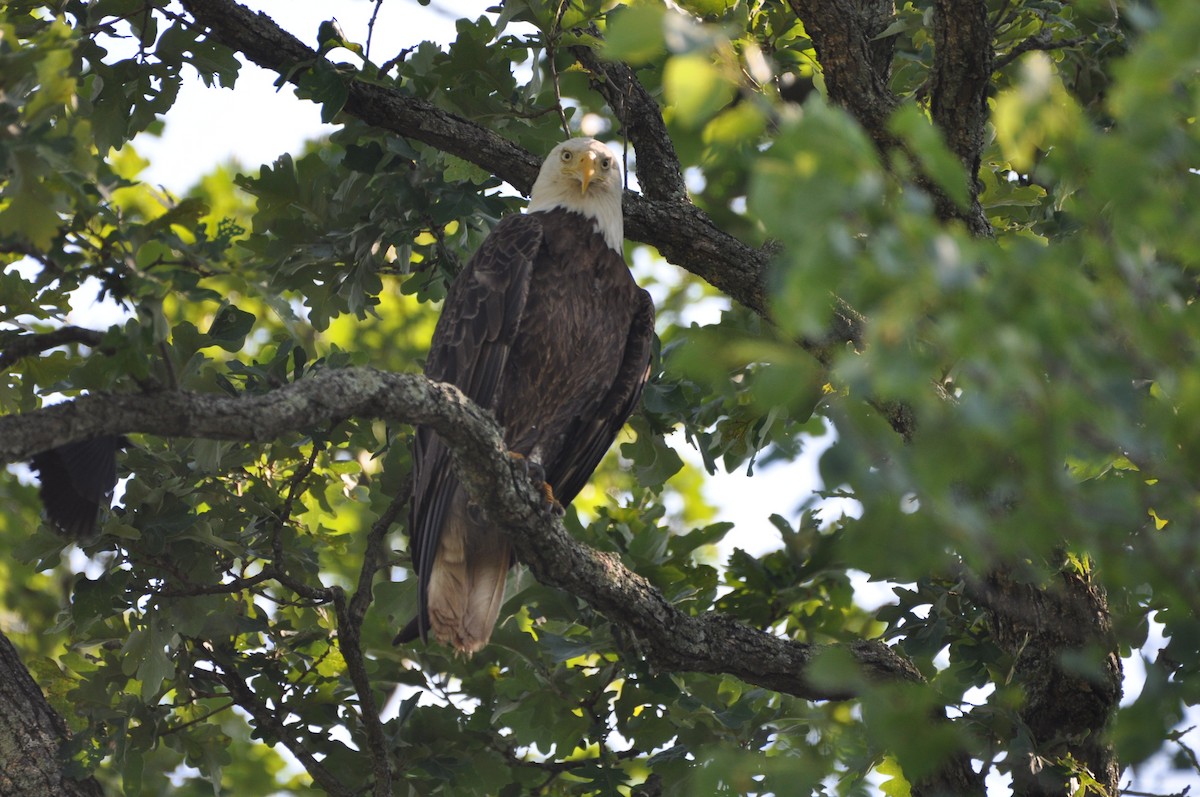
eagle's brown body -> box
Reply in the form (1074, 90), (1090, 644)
(398, 142), (655, 653)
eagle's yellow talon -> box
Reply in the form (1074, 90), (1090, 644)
(542, 482), (565, 516)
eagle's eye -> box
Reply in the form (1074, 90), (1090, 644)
(600, 157), (612, 170)
(561, 150), (573, 162)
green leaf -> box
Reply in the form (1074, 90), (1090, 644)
(620, 417), (684, 487)
(24, 40), (76, 122)
(669, 521), (734, 557)
(137, 648), (174, 705)
(0, 166), (61, 249)
(121, 747), (145, 797)
(887, 104), (969, 209)
(876, 756), (913, 797)
(663, 53), (734, 128)
(205, 304), (256, 351)
(603, 3), (666, 64)
(296, 61), (350, 123)
(189, 37), (241, 88)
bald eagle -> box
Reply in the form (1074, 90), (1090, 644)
(396, 138), (655, 654)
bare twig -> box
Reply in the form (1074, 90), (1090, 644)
(160, 699), (236, 736)
(547, 0), (572, 139)
(365, 0), (384, 63)
(349, 477), (410, 626)
(995, 32), (1089, 71)
(336, 479), (412, 796)
(208, 646), (354, 797)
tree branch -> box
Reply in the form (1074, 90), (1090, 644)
(962, 570), (1123, 795)
(786, 0), (899, 143)
(175, 0), (771, 317)
(207, 646), (354, 797)
(335, 481), (410, 797)
(569, 41), (686, 204)
(995, 32), (1089, 72)
(0, 326), (106, 373)
(0, 367), (918, 702)
(788, 0), (994, 237)
(562, 41), (771, 315)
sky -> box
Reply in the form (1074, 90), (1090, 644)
(24, 0), (1199, 792)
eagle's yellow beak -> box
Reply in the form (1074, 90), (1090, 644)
(579, 153), (596, 195)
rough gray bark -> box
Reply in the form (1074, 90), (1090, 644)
(0, 632), (105, 797)
(788, 0), (993, 238)
(928, 0), (995, 236)
(0, 328), (104, 372)
(787, 0), (899, 137)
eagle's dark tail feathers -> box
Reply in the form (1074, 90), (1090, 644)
(393, 614), (423, 646)
(30, 435), (127, 539)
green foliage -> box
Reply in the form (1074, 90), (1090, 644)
(3, 0), (1200, 794)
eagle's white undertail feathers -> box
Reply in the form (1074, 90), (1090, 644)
(427, 490), (511, 655)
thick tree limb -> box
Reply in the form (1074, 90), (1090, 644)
(0, 368), (919, 702)
(176, 0), (771, 317)
(787, 0), (899, 144)
(780, 7), (1120, 790)
(963, 572), (1122, 796)
(177, 0), (538, 185)
(925, 6), (1117, 785)
(563, 43), (771, 315)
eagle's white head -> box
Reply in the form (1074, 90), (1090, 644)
(527, 137), (624, 253)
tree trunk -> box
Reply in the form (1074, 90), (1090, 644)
(977, 572), (1123, 796)
(0, 631), (105, 797)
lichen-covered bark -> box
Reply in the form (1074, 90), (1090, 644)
(0, 632), (105, 797)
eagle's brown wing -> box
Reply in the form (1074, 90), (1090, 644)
(404, 214), (541, 646)
(546, 286), (656, 507)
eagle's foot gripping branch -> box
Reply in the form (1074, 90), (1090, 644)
(507, 451), (565, 516)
